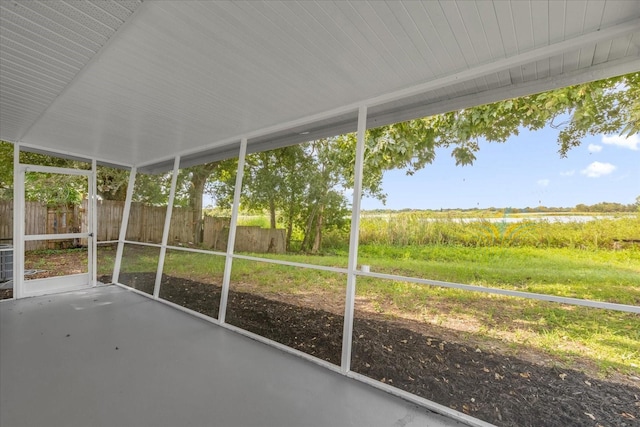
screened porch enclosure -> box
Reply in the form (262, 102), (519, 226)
(0, 285), (464, 427)
(1, 1), (639, 427)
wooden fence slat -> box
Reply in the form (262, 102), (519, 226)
(0, 200), (285, 254)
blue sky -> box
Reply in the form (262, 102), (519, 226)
(361, 126), (640, 211)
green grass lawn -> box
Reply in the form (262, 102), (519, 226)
(244, 245), (640, 375)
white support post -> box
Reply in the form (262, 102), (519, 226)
(112, 166), (137, 284)
(90, 159), (97, 286)
(218, 139), (247, 324)
(153, 156), (180, 299)
(13, 144), (24, 299)
(341, 105), (367, 373)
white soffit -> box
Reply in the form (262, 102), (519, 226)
(0, 0), (142, 150)
(0, 1), (639, 169)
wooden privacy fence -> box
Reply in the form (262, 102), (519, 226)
(0, 201), (12, 244)
(0, 201), (87, 250)
(0, 200), (285, 253)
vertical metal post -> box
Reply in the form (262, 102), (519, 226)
(341, 105), (367, 372)
(90, 159), (97, 286)
(153, 156), (180, 299)
(112, 166), (137, 284)
(218, 138), (247, 324)
(13, 144), (24, 299)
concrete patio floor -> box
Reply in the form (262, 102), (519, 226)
(0, 285), (468, 427)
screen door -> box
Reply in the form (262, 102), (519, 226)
(16, 165), (95, 298)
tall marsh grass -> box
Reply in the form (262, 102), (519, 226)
(358, 212), (640, 250)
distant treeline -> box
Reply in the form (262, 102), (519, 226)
(366, 200), (639, 214)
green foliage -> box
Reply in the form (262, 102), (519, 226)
(237, 215), (270, 228)
(131, 172), (173, 206)
(0, 142), (131, 203)
(357, 72), (639, 181)
(574, 201), (638, 213)
(0, 141), (13, 200)
(97, 167), (129, 201)
(227, 140), (352, 253)
(356, 213), (639, 250)
(24, 172), (86, 206)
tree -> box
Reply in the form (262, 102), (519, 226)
(96, 167), (129, 201)
(0, 141), (132, 203)
(181, 163), (220, 245)
(236, 72), (638, 253)
(358, 72), (639, 177)
(0, 141), (14, 200)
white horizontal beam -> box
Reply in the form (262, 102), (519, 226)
(19, 164), (93, 176)
(24, 233), (90, 241)
(357, 270), (640, 314)
(368, 56), (640, 130)
(231, 253), (349, 275)
(364, 18), (640, 109)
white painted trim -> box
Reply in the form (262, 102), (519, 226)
(23, 273), (90, 298)
(231, 253), (348, 274)
(219, 138), (247, 324)
(16, 142), (134, 170)
(117, 242), (639, 314)
(362, 18), (640, 110)
(19, 164), (93, 176)
(24, 233), (90, 241)
(156, 296), (222, 325)
(342, 105), (367, 373)
(112, 281), (154, 298)
(220, 322), (343, 374)
(355, 270), (640, 314)
(164, 245), (227, 257)
(112, 166), (137, 284)
(121, 240), (162, 248)
(369, 57), (640, 131)
(153, 156), (180, 299)
(13, 144), (24, 299)
(97, 240), (120, 245)
(16, 152), (95, 298)
(90, 159), (97, 286)
(346, 371), (495, 427)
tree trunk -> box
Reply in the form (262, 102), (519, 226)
(185, 162), (219, 246)
(311, 204), (324, 253)
(190, 175), (207, 245)
(286, 218), (293, 252)
(269, 198), (276, 229)
(301, 204), (318, 252)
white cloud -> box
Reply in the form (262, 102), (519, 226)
(560, 170), (575, 176)
(587, 144), (602, 153)
(602, 134), (639, 150)
(537, 179), (550, 187)
(581, 161), (616, 178)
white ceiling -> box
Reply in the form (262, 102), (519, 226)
(1, 0), (639, 170)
